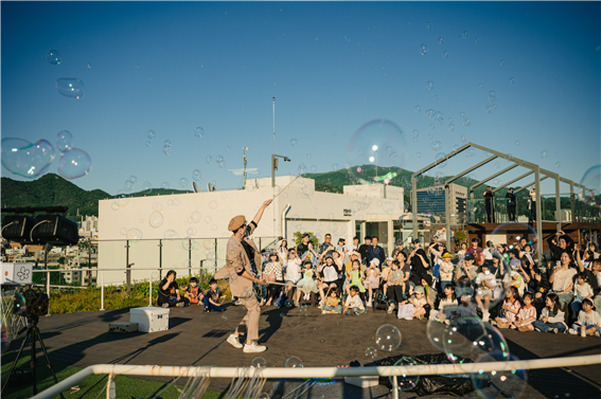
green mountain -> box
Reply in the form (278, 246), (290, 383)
(1, 167), (540, 220)
(1, 174), (189, 219)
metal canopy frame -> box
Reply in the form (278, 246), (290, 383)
(410, 142), (593, 261)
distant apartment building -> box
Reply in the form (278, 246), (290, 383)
(416, 183), (467, 225)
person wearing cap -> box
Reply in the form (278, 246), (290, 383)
(157, 269), (186, 308)
(568, 297), (601, 336)
(217, 199), (271, 353)
(366, 236), (386, 267)
(391, 239), (409, 260)
(439, 252), (455, 291)
(505, 187), (517, 222)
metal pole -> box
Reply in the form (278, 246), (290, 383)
(100, 269), (104, 311)
(411, 176), (418, 240)
(214, 238), (218, 272)
(159, 239), (163, 280)
(125, 240), (131, 294)
(570, 184), (575, 222)
(445, 185), (451, 244)
(535, 168), (543, 263)
(555, 177), (561, 232)
(272, 97), (276, 188)
(149, 270), (152, 307)
(188, 239), (192, 278)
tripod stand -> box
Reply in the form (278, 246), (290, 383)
(1, 315), (65, 398)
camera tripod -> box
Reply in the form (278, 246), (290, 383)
(1, 315), (65, 398)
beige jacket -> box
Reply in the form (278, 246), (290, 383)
(216, 222), (262, 297)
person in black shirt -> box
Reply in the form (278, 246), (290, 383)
(158, 270), (186, 308)
(408, 239), (430, 287)
(483, 186), (495, 223)
(366, 236), (386, 266)
(358, 236), (371, 265)
(296, 234), (310, 257)
(505, 187), (517, 222)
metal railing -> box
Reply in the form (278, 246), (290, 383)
(29, 354), (601, 399)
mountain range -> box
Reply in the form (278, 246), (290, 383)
(1, 166), (497, 219)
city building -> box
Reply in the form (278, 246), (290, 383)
(415, 183), (467, 224)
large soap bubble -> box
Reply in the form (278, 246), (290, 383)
(46, 49), (61, 65)
(56, 130), (73, 152)
(1, 138), (55, 178)
(375, 324), (402, 352)
(346, 120), (406, 185)
(471, 352), (527, 399)
(58, 148), (92, 179)
(56, 78), (85, 99)
(427, 305), (509, 363)
(389, 357), (419, 392)
(284, 356), (303, 368)
(579, 165), (600, 204)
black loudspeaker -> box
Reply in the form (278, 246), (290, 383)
(30, 215), (79, 245)
(1, 215), (35, 242)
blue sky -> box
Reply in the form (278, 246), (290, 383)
(2, 1), (600, 197)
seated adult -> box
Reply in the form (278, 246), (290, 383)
(158, 270), (186, 308)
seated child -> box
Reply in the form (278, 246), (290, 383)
(343, 285), (366, 315)
(397, 286), (428, 320)
(474, 263), (496, 322)
(568, 297), (601, 336)
(532, 293), (567, 333)
(322, 289), (343, 314)
(158, 270), (186, 308)
(430, 284), (458, 321)
(295, 260), (320, 305)
(202, 278), (224, 312)
(512, 292), (537, 331)
(570, 272), (594, 315)
(494, 286), (521, 328)
(184, 277), (204, 305)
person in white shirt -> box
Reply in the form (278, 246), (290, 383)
(343, 285), (366, 315)
(549, 252), (577, 308)
(475, 264), (497, 322)
(568, 297), (601, 336)
(570, 272), (595, 314)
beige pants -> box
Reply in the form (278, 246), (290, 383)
(238, 295), (261, 342)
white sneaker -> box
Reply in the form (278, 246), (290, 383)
(227, 334), (243, 349)
(243, 343), (267, 353)
(367, 300), (372, 307)
(568, 328), (578, 335)
(387, 304), (395, 314)
(482, 311), (490, 322)
(403, 317), (413, 321)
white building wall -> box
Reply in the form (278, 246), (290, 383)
(98, 176), (404, 285)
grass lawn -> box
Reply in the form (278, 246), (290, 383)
(1, 351), (222, 398)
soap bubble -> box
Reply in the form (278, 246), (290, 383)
(194, 127), (204, 138)
(149, 211), (164, 228)
(56, 130), (72, 152)
(426, 81), (434, 90)
(251, 357), (266, 368)
(126, 228), (143, 242)
(290, 138), (298, 147)
(365, 347), (378, 359)
(431, 141), (442, 151)
(346, 120), (405, 184)
(472, 352), (527, 399)
(414, 105), (421, 112)
(389, 357), (419, 391)
(284, 356), (304, 368)
(427, 306), (509, 363)
(163, 140), (172, 156)
(375, 324), (402, 352)
(58, 148), (92, 179)
(579, 165), (600, 192)
(216, 155), (226, 168)
(488, 91), (497, 103)
(147, 129), (156, 139)
(540, 150), (549, 159)
(46, 49), (62, 65)
(192, 169), (202, 181)
(419, 44), (428, 55)
(163, 229), (177, 239)
(179, 177), (189, 188)
(1, 138), (55, 178)
(56, 78), (85, 99)
(554, 161), (562, 169)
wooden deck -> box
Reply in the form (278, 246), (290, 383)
(5, 303), (601, 398)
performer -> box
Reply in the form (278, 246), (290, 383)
(483, 186), (495, 223)
(505, 187), (517, 222)
(216, 199), (272, 353)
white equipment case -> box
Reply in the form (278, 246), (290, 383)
(129, 306), (169, 333)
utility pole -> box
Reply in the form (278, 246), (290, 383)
(243, 146), (248, 189)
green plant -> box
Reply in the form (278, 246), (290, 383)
(292, 231), (319, 248)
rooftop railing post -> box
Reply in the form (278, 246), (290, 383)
(100, 269), (104, 311)
(214, 238), (217, 272)
(158, 239), (163, 280)
(125, 240), (131, 294)
(188, 239), (192, 278)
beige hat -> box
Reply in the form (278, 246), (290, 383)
(228, 215), (246, 232)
